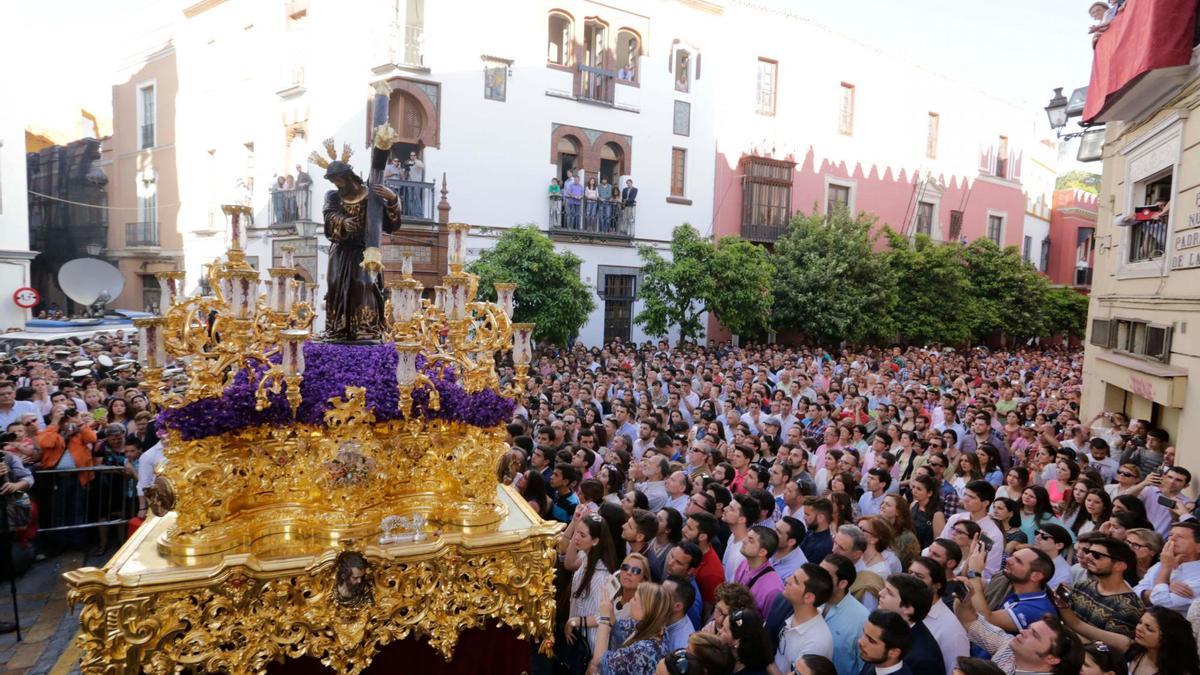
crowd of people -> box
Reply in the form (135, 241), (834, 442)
(0, 334), (166, 559)
(549, 173), (637, 234)
(501, 339), (1200, 675)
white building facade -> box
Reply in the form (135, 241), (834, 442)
(166, 0), (722, 345)
(0, 9), (36, 330)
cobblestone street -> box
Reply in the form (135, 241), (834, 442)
(0, 551), (94, 675)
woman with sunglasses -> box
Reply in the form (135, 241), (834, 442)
(609, 552), (651, 642)
(589, 582), (673, 675)
(1124, 528), (1162, 584)
(1106, 463), (1143, 499)
(716, 607), (771, 675)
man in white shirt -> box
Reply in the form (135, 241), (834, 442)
(906, 557), (969, 675)
(938, 480), (1003, 581)
(770, 563), (835, 675)
(1134, 521), (1200, 613)
(637, 456), (670, 512)
(665, 471), (690, 513)
(0, 381), (43, 431)
(771, 516), (809, 583)
(722, 494), (758, 582)
(1131, 465), (1194, 536)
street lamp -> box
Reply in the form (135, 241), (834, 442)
(296, 221), (321, 238)
(1045, 87), (1069, 132)
(85, 243), (103, 256)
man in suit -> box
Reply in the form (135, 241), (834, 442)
(620, 178), (638, 230)
(857, 609), (913, 675)
(877, 574), (945, 675)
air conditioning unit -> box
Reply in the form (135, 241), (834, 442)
(1090, 318), (1115, 348)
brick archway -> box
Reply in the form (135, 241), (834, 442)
(382, 77), (440, 149)
(549, 124), (633, 177)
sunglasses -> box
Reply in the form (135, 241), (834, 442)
(1035, 530), (1053, 540)
(1117, 471), (1137, 478)
(620, 563), (644, 575)
(1081, 547), (1113, 560)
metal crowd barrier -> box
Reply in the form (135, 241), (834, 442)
(32, 466), (136, 533)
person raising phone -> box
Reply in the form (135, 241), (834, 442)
(960, 537), (1057, 633)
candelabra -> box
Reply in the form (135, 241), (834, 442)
(386, 222), (534, 410)
(136, 207), (317, 412)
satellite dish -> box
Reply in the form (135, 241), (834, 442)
(58, 258), (125, 307)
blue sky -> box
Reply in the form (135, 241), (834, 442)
(19, 0), (1097, 134)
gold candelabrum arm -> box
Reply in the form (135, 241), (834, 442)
(396, 372), (440, 418)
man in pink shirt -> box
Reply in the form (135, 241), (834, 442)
(733, 525), (785, 617)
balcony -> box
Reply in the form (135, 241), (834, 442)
(383, 178), (436, 222)
(578, 65), (615, 106)
(269, 188), (313, 227)
(1075, 266), (1095, 286)
(125, 222), (159, 247)
(548, 195), (634, 239)
(742, 223), (789, 243)
(1129, 218), (1168, 262)
(1084, 0), (1200, 124)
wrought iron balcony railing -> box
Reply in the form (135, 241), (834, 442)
(549, 195), (634, 238)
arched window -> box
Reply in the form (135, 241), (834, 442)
(556, 136), (581, 183)
(674, 49), (691, 92)
(547, 12), (573, 66)
(600, 142), (624, 185)
(390, 91), (425, 141)
(616, 29), (641, 83)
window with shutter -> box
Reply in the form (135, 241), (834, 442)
(671, 148), (686, 197)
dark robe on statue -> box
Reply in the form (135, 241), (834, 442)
(322, 188), (401, 340)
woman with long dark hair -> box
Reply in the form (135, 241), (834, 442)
(522, 469), (552, 518)
(1073, 488), (1113, 536)
(1126, 606), (1200, 674)
(880, 493), (920, 571)
(975, 444), (1003, 486)
(909, 474), (945, 549)
(718, 607), (772, 675)
(996, 466), (1029, 502)
(561, 512), (619, 661)
(1019, 485), (1066, 544)
(992, 497), (1028, 561)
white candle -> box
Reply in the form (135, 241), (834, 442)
(446, 279), (468, 320)
(401, 252), (413, 277)
(281, 245), (296, 269)
(433, 286), (446, 310)
(157, 272), (184, 308)
(447, 223), (468, 271)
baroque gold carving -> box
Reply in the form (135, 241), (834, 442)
(66, 532), (559, 674)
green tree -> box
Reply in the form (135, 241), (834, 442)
(883, 230), (973, 345)
(1055, 170), (1101, 195)
(1043, 285), (1090, 338)
(771, 209), (897, 346)
(468, 225), (595, 347)
(635, 224), (714, 342)
(709, 236), (775, 338)
(960, 238), (1050, 342)
(635, 225), (775, 342)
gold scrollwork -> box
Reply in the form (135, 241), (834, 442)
(66, 537), (558, 675)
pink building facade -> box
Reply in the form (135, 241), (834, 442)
(1046, 189), (1098, 289)
(705, 2), (1054, 340)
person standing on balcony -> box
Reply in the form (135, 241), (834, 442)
(621, 179), (638, 231)
(585, 177), (600, 230)
(403, 151), (425, 217)
(565, 175), (585, 229)
(295, 164), (312, 221)
(598, 177), (614, 232)
(271, 176), (286, 225)
(610, 187), (624, 235)
(283, 175), (297, 222)
(549, 178), (563, 227)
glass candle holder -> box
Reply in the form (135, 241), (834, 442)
(226, 270), (260, 319)
(280, 329), (308, 376)
(134, 317), (167, 369)
(494, 283), (516, 319)
(512, 323), (535, 366)
(156, 271), (186, 308)
(395, 343), (421, 385)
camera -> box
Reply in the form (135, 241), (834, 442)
(1054, 584), (1073, 604)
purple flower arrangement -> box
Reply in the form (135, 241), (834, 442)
(158, 342), (514, 441)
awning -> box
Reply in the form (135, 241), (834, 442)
(1084, 0), (1198, 124)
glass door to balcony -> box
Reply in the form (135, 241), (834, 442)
(603, 274), (635, 344)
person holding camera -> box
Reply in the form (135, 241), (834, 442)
(1126, 463), (1193, 537)
(36, 405), (98, 480)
